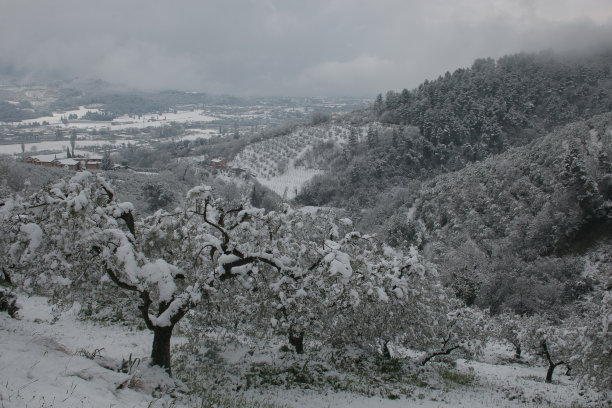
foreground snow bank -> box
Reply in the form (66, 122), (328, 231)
(0, 296), (180, 408)
(0, 295), (608, 408)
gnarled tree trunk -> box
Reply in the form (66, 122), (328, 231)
(382, 340), (392, 360)
(421, 345), (461, 366)
(289, 330), (305, 354)
(151, 325), (174, 376)
(513, 343), (522, 359)
(541, 340), (565, 383)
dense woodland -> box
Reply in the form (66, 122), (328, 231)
(396, 114), (611, 314)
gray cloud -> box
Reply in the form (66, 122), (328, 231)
(1, 0), (611, 96)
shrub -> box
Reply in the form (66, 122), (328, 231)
(0, 287), (19, 318)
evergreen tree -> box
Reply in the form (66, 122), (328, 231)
(366, 125), (379, 149)
(70, 130), (77, 157)
(373, 93), (384, 115)
(101, 149), (113, 170)
(348, 127), (358, 152)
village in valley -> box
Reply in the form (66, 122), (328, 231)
(0, 87), (363, 178)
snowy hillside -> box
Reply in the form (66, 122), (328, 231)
(0, 296), (181, 408)
(231, 123), (356, 198)
(1, 294), (608, 408)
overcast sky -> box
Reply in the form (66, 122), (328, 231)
(1, 0), (611, 97)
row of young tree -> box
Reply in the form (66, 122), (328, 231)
(1, 172), (610, 389)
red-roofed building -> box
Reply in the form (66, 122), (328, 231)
(211, 158), (226, 168)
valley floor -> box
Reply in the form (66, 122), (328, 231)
(0, 295), (607, 408)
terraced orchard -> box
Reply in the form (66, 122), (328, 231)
(231, 124), (360, 199)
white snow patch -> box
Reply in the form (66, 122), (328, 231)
(0, 296), (178, 408)
(1, 296), (606, 408)
(256, 166), (323, 199)
(20, 223), (43, 254)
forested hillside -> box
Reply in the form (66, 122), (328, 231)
(380, 113), (612, 315)
(292, 49), (612, 326)
(297, 49), (612, 208)
(376, 50), (612, 137)
(0, 100), (51, 122)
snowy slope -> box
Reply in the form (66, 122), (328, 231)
(1, 295), (607, 407)
(0, 296), (179, 408)
(230, 124), (351, 198)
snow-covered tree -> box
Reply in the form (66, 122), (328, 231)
(140, 202), (357, 354)
(69, 129), (77, 157)
(183, 205), (483, 364)
(1, 173), (288, 375)
(578, 289), (612, 389)
(101, 149), (113, 170)
(520, 314), (576, 383)
(570, 267), (612, 390)
(203, 206), (466, 362)
(1, 172), (485, 377)
(418, 305), (487, 365)
(491, 312), (524, 359)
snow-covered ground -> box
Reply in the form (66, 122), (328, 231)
(256, 165), (322, 199)
(172, 129), (217, 142)
(96, 110), (217, 131)
(27, 150), (103, 162)
(1, 295), (607, 408)
(8, 107), (218, 131)
(0, 107), (221, 159)
(0, 129), (214, 157)
(8, 106), (102, 127)
(0, 296), (178, 408)
(0, 139), (136, 155)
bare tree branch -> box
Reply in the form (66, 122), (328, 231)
(119, 211), (136, 237)
(139, 290), (155, 330)
(421, 345), (461, 366)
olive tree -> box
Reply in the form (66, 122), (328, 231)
(520, 314), (575, 383)
(2, 171), (483, 377)
(1, 173), (288, 375)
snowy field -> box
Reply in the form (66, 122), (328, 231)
(173, 129), (217, 141)
(256, 166), (322, 199)
(0, 107), (220, 158)
(0, 296), (172, 408)
(28, 150), (103, 162)
(0, 295), (607, 408)
(4, 106), (101, 127)
(102, 110), (218, 131)
(0, 128), (214, 157)
(0, 139), (136, 155)
(5, 107), (218, 131)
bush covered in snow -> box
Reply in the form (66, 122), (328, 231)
(0, 286), (18, 318)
